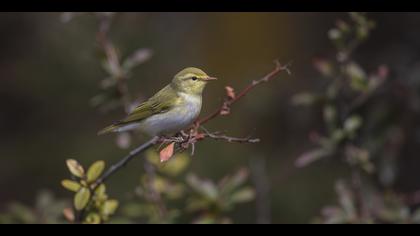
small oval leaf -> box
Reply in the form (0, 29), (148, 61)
(61, 179), (81, 192)
(102, 199), (119, 216)
(63, 208), (75, 222)
(230, 187), (255, 204)
(160, 142), (175, 163)
(87, 160), (105, 183)
(95, 184), (106, 196)
(84, 213), (101, 224)
(74, 187), (91, 211)
(66, 159), (85, 178)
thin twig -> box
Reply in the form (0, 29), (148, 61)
(200, 127), (260, 144)
(96, 13), (132, 114)
(197, 61), (291, 126)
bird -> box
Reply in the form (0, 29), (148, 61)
(98, 67), (217, 137)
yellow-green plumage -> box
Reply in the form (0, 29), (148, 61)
(98, 67), (216, 136)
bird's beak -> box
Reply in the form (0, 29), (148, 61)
(203, 76), (218, 81)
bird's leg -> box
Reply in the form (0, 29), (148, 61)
(180, 130), (189, 138)
(158, 134), (184, 144)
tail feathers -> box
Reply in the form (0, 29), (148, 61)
(97, 124), (119, 135)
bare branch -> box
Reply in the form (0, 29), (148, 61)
(96, 13), (132, 114)
(200, 127), (260, 144)
(197, 61), (292, 126)
(94, 136), (159, 188)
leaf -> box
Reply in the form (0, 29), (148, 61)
(220, 168), (249, 195)
(230, 187), (255, 204)
(146, 150), (190, 176)
(74, 187), (91, 211)
(95, 184), (106, 197)
(86, 160), (105, 183)
(344, 115), (363, 134)
(66, 159), (85, 178)
(328, 28), (341, 40)
(61, 179), (81, 192)
(63, 208), (75, 222)
(151, 176), (168, 193)
(102, 200), (119, 216)
(160, 153), (190, 177)
(295, 148), (332, 168)
(187, 174), (218, 201)
(335, 181), (356, 219)
(84, 213), (101, 224)
(346, 62), (368, 91)
(159, 142), (175, 163)
(225, 86), (235, 100)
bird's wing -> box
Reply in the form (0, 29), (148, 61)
(119, 84), (180, 124)
(97, 84), (180, 135)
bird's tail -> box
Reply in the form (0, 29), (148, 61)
(97, 124), (119, 135)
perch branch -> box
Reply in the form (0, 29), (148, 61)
(75, 60), (291, 223)
(94, 136), (160, 187)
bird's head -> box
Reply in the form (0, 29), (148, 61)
(172, 67), (217, 95)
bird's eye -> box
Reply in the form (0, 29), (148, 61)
(191, 76), (198, 81)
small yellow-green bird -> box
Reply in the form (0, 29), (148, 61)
(98, 67), (217, 136)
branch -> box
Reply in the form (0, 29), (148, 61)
(94, 136), (160, 187)
(96, 13), (132, 114)
(200, 127), (260, 144)
(154, 61), (291, 160)
(197, 60), (291, 126)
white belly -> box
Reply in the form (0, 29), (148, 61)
(138, 93), (202, 136)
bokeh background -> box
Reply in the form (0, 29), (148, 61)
(1, 12), (420, 223)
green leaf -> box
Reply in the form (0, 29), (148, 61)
(146, 150), (190, 176)
(86, 160), (105, 183)
(151, 176), (168, 193)
(102, 200), (119, 216)
(84, 213), (101, 224)
(145, 149), (160, 166)
(160, 153), (190, 176)
(346, 62), (368, 91)
(220, 168), (249, 195)
(61, 179), (81, 192)
(74, 187), (91, 211)
(186, 174), (218, 201)
(344, 115), (363, 134)
(95, 184), (106, 196)
(230, 187), (256, 204)
(66, 159), (85, 178)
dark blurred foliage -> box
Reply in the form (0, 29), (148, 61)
(2, 12), (420, 223)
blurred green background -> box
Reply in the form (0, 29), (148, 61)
(1, 12), (420, 223)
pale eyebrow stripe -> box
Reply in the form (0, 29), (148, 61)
(179, 73), (207, 79)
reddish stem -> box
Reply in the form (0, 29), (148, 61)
(197, 61), (291, 126)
